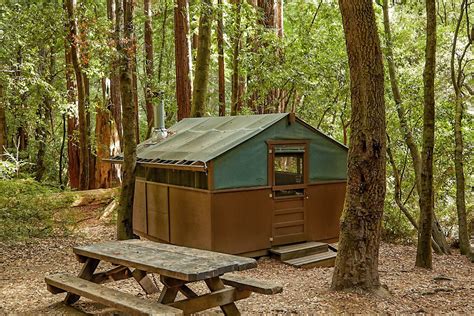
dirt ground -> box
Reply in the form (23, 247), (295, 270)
(0, 208), (473, 315)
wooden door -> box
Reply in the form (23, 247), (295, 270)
(268, 141), (308, 246)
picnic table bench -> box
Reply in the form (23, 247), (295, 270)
(45, 240), (282, 315)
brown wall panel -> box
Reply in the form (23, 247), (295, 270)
(169, 187), (212, 250)
(212, 189), (273, 254)
(133, 180), (147, 235)
(306, 182), (346, 241)
(146, 183), (170, 242)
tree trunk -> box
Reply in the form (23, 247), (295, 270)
(95, 79), (113, 189)
(144, 0), (155, 133)
(35, 47), (54, 182)
(113, 0), (123, 144)
(217, 0), (226, 116)
(387, 136), (443, 254)
(132, 35), (140, 144)
(450, 0), (472, 258)
(66, 0), (90, 190)
(191, 0), (213, 117)
(174, 0), (192, 120)
(0, 83), (7, 159)
(382, 0), (450, 255)
(416, 0), (437, 269)
(230, 0), (242, 116)
(117, 0), (137, 240)
(64, 37), (80, 189)
(331, 0), (387, 293)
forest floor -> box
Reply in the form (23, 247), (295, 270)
(0, 205), (473, 315)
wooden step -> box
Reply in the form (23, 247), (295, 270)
(45, 273), (182, 315)
(283, 250), (337, 268)
(270, 241), (328, 261)
(328, 243), (338, 252)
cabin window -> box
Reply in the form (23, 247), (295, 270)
(272, 144), (306, 197)
(145, 167), (208, 190)
(274, 146), (305, 186)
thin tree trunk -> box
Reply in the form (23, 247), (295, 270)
(113, 0), (123, 144)
(174, 0), (192, 120)
(382, 0), (450, 255)
(144, 0), (155, 133)
(231, 0), (242, 116)
(191, 0), (213, 117)
(66, 0), (90, 190)
(117, 0), (137, 240)
(416, 0), (437, 269)
(387, 135), (443, 254)
(450, 0), (472, 257)
(217, 0), (226, 116)
(331, 0), (387, 293)
(0, 83), (6, 159)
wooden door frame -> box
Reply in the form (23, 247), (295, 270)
(266, 140), (309, 245)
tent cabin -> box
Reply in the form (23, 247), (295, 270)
(111, 113), (347, 256)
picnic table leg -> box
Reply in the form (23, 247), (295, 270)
(64, 258), (100, 305)
(205, 277), (240, 316)
(132, 269), (160, 294)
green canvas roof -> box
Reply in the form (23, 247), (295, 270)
(131, 113), (288, 164)
(109, 113), (347, 167)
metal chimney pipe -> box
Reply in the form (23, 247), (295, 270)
(152, 92), (167, 141)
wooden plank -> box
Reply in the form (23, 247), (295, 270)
(221, 274), (283, 295)
(73, 240), (256, 282)
(132, 269), (160, 294)
(158, 286), (179, 304)
(123, 240), (256, 271)
(65, 258), (100, 305)
(205, 277), (241, 316)
(169, 288), (250, 315)
(45, 273), (182, 315)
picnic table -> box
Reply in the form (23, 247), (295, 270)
(45, 239), (282, 315)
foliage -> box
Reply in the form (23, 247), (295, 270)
(0, 179), (75, 242)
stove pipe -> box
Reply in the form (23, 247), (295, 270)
(152, 92), (167, 141)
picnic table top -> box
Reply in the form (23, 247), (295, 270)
(73, 239), (257, 282)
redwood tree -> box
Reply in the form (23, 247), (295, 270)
(66, 0), (90, 190)
(217, 0), (226, 116)
(174, 0), (192, 120)
(416, 0), (437, 269)
(331, 0), (387, 292)
(117, 0), (137, 240)
(191, 0), (213, 117)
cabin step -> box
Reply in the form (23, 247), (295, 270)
(328, 242), (338, 252)
(270, 241), (328, 261)
(283, 250), (337, 268)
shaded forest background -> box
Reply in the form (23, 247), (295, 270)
(0, 0), (472, 245)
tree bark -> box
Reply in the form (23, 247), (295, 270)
(144, 0), (155, 132)
(331, 0), (387, 292)
(174, 0), (192, 120)
(117, 0), (137, 240)
(230, 0), (242, 116)
(217, 0), (226, 116)
(416, 0), (437, 269)
(382, 0), (449, 255)
(191, 0), (213, 117)
(450, 0), (472, 258)
(66, 0), (90, 190)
